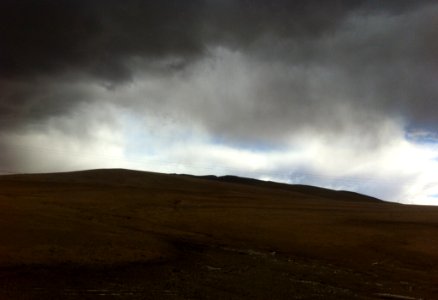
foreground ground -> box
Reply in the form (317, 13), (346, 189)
(0, 169), (437, 299)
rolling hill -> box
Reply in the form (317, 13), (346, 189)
(0, 169), (437, 299)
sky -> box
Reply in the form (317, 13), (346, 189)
(1, 0), (438, 205)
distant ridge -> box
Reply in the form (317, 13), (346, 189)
(0, 168), (384, 204)
(192, 174), (385, 204)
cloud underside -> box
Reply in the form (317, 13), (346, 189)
(1, 1), (438, 204)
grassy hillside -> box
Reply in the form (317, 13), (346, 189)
(0, 169), (437, 299)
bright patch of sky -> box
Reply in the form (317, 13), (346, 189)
(3, 105), (438, 206)
(114, 111), (438, 206)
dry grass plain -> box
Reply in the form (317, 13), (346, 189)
(0, 169), (437, 299)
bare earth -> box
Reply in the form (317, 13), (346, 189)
(0, 169), (437, 299)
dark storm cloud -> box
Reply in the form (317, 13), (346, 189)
(0, 0), (437, 136)
(0, 0), (342, 80)
(3, 0), (426, 80)
(197, 0), (438, 144)
(0, 0), (203, 80)
(0, 0), (204, 131)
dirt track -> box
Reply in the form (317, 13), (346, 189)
(0, 169), (437, 299)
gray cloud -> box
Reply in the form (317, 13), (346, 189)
(1, 0), (437, 182)
(0, 0), (203, 79)
(2, 0), (429, 80)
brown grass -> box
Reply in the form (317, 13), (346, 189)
(0, 169), (437, 299)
